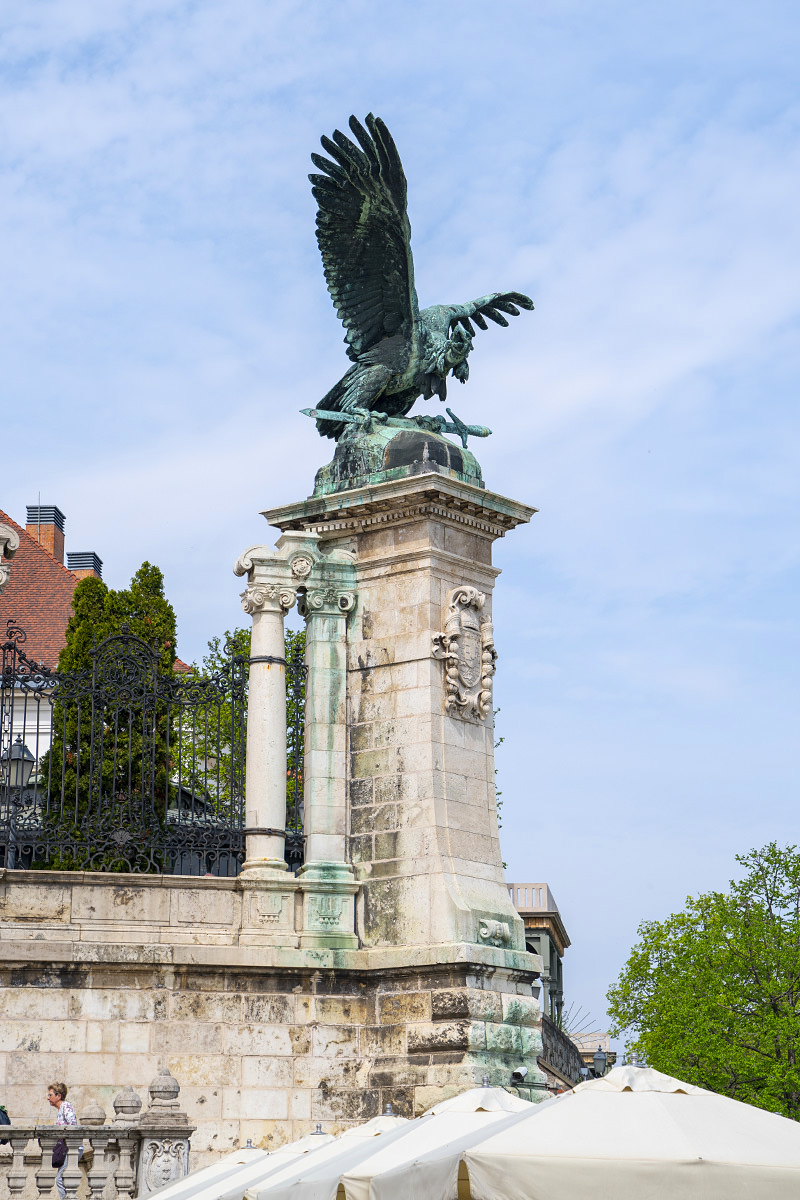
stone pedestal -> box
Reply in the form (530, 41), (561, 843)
(264, 471), (535, 955)
(0, 446), (551, 1154)
(135, 1068), (193, 1196)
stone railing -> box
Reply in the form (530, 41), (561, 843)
(539, 1012), (584, 1086)
(0, 1069), (194, 1200)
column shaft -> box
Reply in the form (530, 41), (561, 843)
(244, 601), (289, 868)
(302, 609), (348, 864)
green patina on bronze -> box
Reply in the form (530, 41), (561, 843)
(304, 113), (534, 494)
(312, 419), (484, 498)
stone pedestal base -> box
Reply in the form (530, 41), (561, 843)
(297, 862), (359, 949)
(265, 473), (536, 955)
(237, 864), (299, 948)
(0, 870), (548, 1160)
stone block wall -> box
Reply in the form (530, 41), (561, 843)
(1, 960), (542, 1163)
(0, 871), (545, 1165)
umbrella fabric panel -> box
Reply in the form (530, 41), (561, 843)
(465, 1155), (800, 1200)
(251, 1112), (519, 1200)
(138, 1149), (270, 1200)
(426, 1087), (533, 1114)
(572, 1065), (706, 1095)
(340, 1112), (522, 1200)
(463, 1090), (800, 1166)
(194, 1135), (336, 1200)
(368, 1110), (538, 1200)
(246, 1120), (415, 1200)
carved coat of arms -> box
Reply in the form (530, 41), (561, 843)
(140, 1139), (190, 1194)
(432, 586), (497, 721)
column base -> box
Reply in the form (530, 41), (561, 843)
(237, 863), (299, 948)
(240, 858), (290, 876)
(296, 862), (360, 949)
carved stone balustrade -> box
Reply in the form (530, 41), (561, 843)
(0, 1072), (194, 1200)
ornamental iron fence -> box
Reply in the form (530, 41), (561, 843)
(0, 620), (306, 876)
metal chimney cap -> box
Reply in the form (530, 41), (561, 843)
(26, 505), (66, 532)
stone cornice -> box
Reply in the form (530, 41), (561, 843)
(353, 546), (502, 582)
(263, 474), (537, 541)
(0, 932), (542, 976)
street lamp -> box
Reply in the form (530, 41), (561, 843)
(1, 736), (35, 789)
(592, 1044), (608, 1078)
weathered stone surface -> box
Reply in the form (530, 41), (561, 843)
(243, 995), (295, 1024)
(431, 988), (503, 1023)
(362, 1024), (406, 1055)
(266, 474), (534, 955)
(0, 865), (546, 1163)
(486, 1022), (522, 1054)
(408, 1021), (482, 1054)
(501, 993), (541, 1027)
(379, 992), (432, 1024)
(312, 1087), (380, 1122)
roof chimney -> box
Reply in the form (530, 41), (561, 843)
(67, 551), (103, 581)
(26, 504), (66, 564)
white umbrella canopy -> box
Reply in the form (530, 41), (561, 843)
(138, 1146), (270, 1200)
(242, 1116), (411, 1200)
(457, 1065), (800, 1200)
(142, 1129), (341, 1200)
(426, 1087), (534, 1114)
(247, 1088), (536, 1200)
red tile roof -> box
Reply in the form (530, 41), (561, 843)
(0, 508), (78, 668)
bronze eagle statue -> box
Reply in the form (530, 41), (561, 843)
(310, 114), (533, 440)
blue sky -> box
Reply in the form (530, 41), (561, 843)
(2, 1), (799, 1037)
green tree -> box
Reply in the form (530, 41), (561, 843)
(184, 627), (306, 823)
(607, 842), (800, 1118)
(57, 563), (177, 675)
(41, 564), (178, 870)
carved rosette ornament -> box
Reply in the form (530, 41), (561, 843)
(432, 586), (497, 721)
(290, 554), (314, 579)
(240, 582), (297, 615)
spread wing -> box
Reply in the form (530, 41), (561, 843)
(448, 292), (534, 337)
(310, 114), (419, 363)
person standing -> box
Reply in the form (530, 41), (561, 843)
(47, 1082), (78, 1199)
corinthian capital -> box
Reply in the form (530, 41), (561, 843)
(240, 583), (297, 616)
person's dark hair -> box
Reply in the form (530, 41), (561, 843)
(48, 1082), (68, 1100)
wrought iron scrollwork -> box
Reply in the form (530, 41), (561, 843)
(0, 623), (306, 877)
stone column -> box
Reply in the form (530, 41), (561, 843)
(234, 531), (319, 946)
(296, 577), (359, 949)
(240, 581), (296, 870)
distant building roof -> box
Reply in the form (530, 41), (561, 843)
(0, 508), (78, 667)
(507, 880), (571, 954)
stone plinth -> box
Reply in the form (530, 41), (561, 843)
(0, 869), (546, 1160)
(264, 473), (536, 954)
